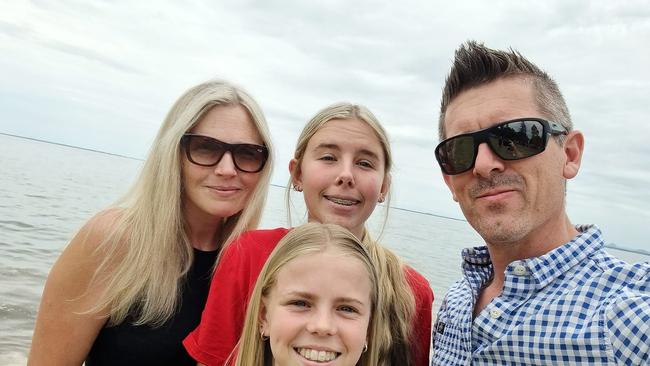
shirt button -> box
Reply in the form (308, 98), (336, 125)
(513, 265), (527, 276)
(490, 309), (501, 319)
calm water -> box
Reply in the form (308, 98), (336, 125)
(1, 134), (647, 365)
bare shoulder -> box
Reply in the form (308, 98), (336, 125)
(28, 209), (125, 365)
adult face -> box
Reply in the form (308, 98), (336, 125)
(181, 104), (264, 223)
(260, 248), (372, 366)
(290, 118), (389, 239)
(442, 77), (581, 247)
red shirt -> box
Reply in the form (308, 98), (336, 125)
(183, 228), (434, 365)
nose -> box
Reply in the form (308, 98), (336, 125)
(213, 151), (237, 177)
(472, 143), (505, 178)
(306, 308), (337, 336)
(335, 161), (355, 187)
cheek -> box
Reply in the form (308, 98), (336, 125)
(240, 172), (263, 190)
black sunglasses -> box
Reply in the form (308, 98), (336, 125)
(181, 133), (269, 173)
(435, 118), (567, 175)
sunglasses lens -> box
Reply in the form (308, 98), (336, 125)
(437, 135), (475, 175)
(186, 136), (226, 166)
(183, 135), (267, 172)
(233, 145), (268, 173)
(489, 120), (546, 160)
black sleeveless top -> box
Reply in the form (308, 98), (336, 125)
(86, 248), (218, 366)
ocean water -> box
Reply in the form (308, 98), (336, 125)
(1, 134), (647, 365)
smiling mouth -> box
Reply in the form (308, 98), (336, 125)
(295, 347), (340, 362)
(325, 196), (360, 206)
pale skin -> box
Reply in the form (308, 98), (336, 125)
(197, 119), (390, 365)
(28, 212), (114, 365)
(30, 104), (260, 365)
(441, 77), (585, 316)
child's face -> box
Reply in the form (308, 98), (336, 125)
(260, 248), (372, 366)
(290, 117), (388, 239)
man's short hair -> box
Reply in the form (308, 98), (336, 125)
(439, 40), (572, 141)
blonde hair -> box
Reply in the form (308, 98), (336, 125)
(234, 223), (383, 366)
(88, 80), (274, 326)
(284, 102), (415, 365)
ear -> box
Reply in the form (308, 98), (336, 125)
(380, 174), (391, 198)
(288, 158), (303, 186)
(258, 298), (270, 337)
(561, 130), (584, 179)
(443, 174), (459, 202)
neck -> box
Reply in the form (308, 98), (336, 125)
(486, 213), (578, 288)
(183, 207), (224, 251)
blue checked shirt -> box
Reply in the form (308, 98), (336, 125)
(431, 225), (650, 365)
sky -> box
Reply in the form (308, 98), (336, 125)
(1, 0), (649, 251)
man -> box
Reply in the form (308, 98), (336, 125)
(431, 41), (649, 365)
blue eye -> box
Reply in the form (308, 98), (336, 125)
(357, 160), (374, 168)
(338, 305), (359, 313)
(289, 300), (310, 308)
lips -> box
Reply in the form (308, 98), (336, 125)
(475, 187), (515, 199)
(206, 185), (240, 192)
(324, 195), (360, 206)
(295, 347), (340, 362)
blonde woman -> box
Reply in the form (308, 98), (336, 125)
(235, 223), (382, 366)
(28, 80), (274, 365)
(184, 103), (433, 366)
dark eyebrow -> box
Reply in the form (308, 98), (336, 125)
(313, 143), (381, 161)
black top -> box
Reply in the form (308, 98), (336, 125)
(86, 248), (218, 366)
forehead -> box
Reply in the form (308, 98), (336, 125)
(191, 104), (263, 144)
(308, 118), (384, 155)
(272, 248), (371, 298)
(444, 77), (542, 137)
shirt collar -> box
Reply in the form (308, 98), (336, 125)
(460, 225), (603, 289)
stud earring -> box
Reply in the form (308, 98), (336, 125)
(378, 193), (385, 203)
(293, 184), (303, 192)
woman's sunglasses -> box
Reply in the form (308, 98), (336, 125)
(181, 133), (269, 173)
(435, 118), (568, 175)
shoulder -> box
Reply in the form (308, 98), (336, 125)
(403, 265), (434, 302)
(220, 227), (290, 264)
(602, 262), (650, 363)
(61, 208), (124, 263)
(230, 227), (290, 250)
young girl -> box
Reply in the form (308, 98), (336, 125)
(184, 102), (433, 365)
(28, 80), (274, 365)
(235, 223), (382, 366)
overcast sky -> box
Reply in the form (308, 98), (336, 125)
(1, 0), (649, 251)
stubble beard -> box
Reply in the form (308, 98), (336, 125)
(466, 173), (529, 245)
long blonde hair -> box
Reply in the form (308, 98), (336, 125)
(88, 80), (274, 326)
(234, 223), (382, 366)
(285, 102), (415, 365)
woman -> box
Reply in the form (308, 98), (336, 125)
(184, 102), (433, 366)
(28, 80), (274, 365)
(235, 223), (382, 366)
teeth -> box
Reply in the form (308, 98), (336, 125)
(297, 348), (338, 362)
(327, 196), (357, 206)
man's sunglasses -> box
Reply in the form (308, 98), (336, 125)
(435, 118), (568, 175)
(181, 133), (269, 173)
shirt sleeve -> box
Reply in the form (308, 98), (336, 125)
(605, 265), (650, 365)
(182, 236), (254, 365)
(405, 266), (435, 366)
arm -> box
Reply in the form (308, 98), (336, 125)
(28, 213), (114, 365)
